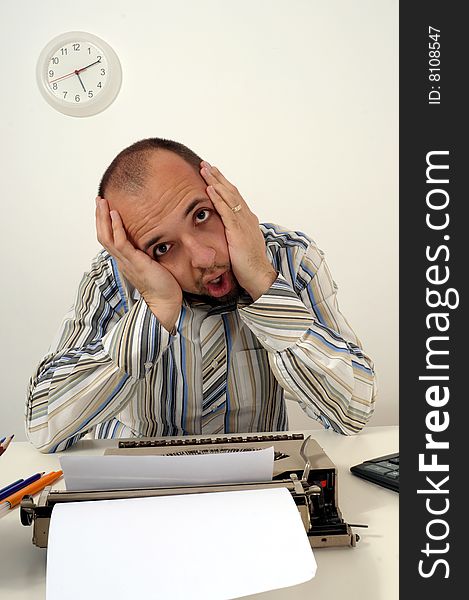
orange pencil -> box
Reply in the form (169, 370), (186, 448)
(2, 470), (63, 509)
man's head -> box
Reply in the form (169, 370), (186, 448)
(98, 138), (202, 199)
(99, 138), (239, 304)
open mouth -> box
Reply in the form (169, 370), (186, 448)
(205, 271), (232, 298)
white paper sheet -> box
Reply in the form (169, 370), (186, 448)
(60, 447), (274, 491)
(46, 487), (316, 600)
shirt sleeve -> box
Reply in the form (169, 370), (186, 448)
(238, 235), (377, 434)
(25, 252), (176, 453)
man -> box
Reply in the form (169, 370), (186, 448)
(26, 138), (377, 453)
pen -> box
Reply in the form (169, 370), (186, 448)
(1, 470), (63, 510)
(0, 478), (23, 496)
(0, 473), (44, 502)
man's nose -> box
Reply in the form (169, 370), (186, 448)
(185, 237), (216, 269)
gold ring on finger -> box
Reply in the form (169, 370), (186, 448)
(231, 204), (242, 213)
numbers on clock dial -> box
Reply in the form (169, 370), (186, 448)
(47, 42), (109, 104)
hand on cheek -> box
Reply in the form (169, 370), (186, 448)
(95, 196), (183, 332)
(199, 162), (277, 301)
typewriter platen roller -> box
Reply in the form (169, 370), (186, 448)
(21, 433), (360, 549)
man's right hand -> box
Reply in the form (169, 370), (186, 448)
(96, 196), (182, 332)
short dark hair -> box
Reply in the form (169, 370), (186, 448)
(98, 137), (203, 198)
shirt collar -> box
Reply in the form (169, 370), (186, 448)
(132, 288), (253, 316)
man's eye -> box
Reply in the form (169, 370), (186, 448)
(195, 209), (210, 223)
(154, 243), (171, 258)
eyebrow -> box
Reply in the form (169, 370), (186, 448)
(143, 198), (207, 252)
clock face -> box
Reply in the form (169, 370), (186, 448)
(37, 32), (122, 117)
(47, 41), (109, 105)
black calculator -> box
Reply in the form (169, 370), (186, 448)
(350, 453), (399, 492)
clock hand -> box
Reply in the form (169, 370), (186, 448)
(49, 70), (77, 84)
(76, 71), (87, 93)
(75, 58), (102, 74)
(49, 59), (101, 85)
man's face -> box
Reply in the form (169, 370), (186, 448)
(108, 151), (239, 303)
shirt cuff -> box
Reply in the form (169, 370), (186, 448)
(238, 274), (314, 352)
(103, 297), (176, 379)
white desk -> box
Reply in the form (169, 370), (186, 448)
(0, 426), (398, 600)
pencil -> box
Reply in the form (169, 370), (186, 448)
(2, 471), (63, 509)
(0, 434), (14, 457)
(0, 434), (14, 452)
(0, 478), (23, 496)
(0, 473), (44, 502)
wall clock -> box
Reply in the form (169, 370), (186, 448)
(36, 31), (122, 117)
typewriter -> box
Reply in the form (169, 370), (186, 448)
(20, 432), (360, 549)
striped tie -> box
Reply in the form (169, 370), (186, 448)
(200, 315), (227, 433)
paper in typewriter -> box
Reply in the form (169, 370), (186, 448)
(60, 446), (274, 490)
(46, 487), (316, 600)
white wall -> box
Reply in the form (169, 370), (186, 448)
(0, 0), (398, 440)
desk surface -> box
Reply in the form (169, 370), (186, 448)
(0, 426), (398, 600)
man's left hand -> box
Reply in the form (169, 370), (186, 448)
(200, 161), (277, 301)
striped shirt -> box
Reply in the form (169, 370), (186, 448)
(26, 224), (377, 453)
